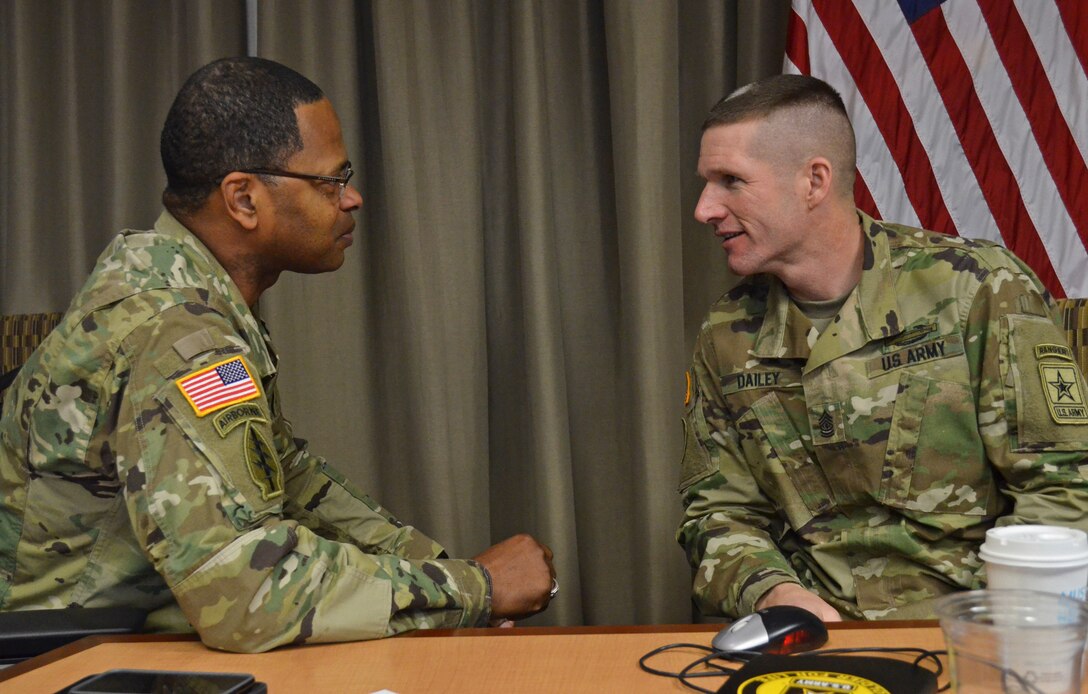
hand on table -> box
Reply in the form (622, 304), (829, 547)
(473, 533), (556, 621)
(756, 583), (843, 622)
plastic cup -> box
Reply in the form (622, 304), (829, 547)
(936, 589), (1088, 693)
(980, 525), (1088, 601)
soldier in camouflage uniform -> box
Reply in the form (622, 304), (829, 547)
(0, 57), (556, 653)
(677, 74), (1088, 622)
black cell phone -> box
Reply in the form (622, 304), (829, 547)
(63, 669), (266, 694)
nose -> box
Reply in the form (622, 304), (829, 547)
(694, 184), (722, 225)
(340, 182), (363, 212)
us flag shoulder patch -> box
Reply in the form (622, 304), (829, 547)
(176, 356), (260, 417)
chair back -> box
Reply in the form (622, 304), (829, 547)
(2, 312), (63, 374)
(1054, 298), (1088, 375)
(1, 312), (64, 394)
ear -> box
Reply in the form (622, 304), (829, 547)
(802, 156), (834, 209)
(219, 172), (260, 231)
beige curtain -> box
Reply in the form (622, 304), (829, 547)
(1, 0), (788, 626)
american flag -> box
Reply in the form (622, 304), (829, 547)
(785, 0), (1087, 298)
(175, 357), (260, 416)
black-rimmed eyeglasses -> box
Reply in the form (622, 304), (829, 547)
(240, 163), (354, 199)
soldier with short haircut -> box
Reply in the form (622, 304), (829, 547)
(0, 57), (556, 653)
(677, 74), (1088, 622)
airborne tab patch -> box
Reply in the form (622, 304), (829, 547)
(213, 403), (267, 438)
(175, 357), (260, 417)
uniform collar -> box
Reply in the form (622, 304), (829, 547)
(750, 210), (904, 366)
(154, 210), (278, 377)
(854, 210), (904, 341)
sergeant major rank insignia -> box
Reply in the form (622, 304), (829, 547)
(1036, 344), (1088, 424)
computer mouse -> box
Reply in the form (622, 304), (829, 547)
(711, 605), (829, 654)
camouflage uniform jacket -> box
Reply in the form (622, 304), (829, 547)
(0, 211), (491, 652)
(677, 212), (1088, 620)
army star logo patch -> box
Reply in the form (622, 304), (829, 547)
(1039, 362), (1088, 424)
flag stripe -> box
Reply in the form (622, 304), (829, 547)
(811, 0), (956, 235)
(852, 1), (1004, 248)
(979, 0), (1088, 256)
(953, 1), (1088, 294)
(785, 8), (811, 74)
(911, 6), (1063, 295)
(790, 4), (922, 228)
(942, 3), (1082, 294)
(853, 173), (880, 223)
(787, 0), (1087, 299)
(1056, 0), (1088, 78)
(1015, 0), (1088, 183)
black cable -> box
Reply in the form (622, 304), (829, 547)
(952, 651), (1047, 694)
(638, 643), (752, 693)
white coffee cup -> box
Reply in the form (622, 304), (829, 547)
(980, 525), (1088, 601)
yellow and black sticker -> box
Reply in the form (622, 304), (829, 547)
(734, 670), (890, 693)
(1040, 361), (1088, 424)
(244, 422), (284, 500)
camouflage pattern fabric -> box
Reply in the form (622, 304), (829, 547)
(677, 212), (1088, 620)
(0, 211), (491, 652)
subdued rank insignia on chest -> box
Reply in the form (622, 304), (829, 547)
(1036, 344), (1088, 424)
(809, 401), (847, 445)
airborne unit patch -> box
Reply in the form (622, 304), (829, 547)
(245, 423), (284, 500)
(209, 403), (284, 500)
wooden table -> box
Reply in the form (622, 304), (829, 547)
(0, 621), (947, 692)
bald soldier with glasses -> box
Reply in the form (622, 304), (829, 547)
(0, 57), (556, 653)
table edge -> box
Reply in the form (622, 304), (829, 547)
(0, 619), (939, 683)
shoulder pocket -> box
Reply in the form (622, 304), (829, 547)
(678, 409), (716, 492)
(1002, 314), (1088, 451)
